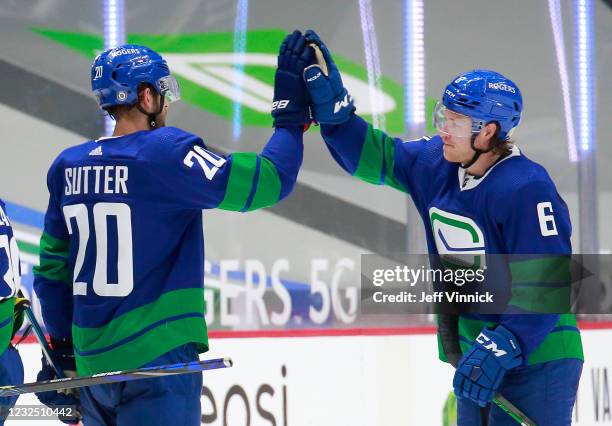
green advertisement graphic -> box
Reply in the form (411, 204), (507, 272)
(35, 28), (436, 134)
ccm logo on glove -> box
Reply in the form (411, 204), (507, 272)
(476, 332), (517, 357)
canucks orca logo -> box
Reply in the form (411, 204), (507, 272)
(429, 207), (485, 269)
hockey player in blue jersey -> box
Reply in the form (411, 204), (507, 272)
(0, 200), (25, 425)
(32, 31), (313, 425)
(301, 30), (583, 425)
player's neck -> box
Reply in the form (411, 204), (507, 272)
(112, 118), (150, 137)
(465, 151), (502, 177)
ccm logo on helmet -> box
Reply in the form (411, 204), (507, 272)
(487, 82), (516, 93)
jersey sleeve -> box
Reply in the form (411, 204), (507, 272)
(0, 202), (20, 352)
(320, 114), (426, 194)
(32, 157), (73, 340)
(0, 246), (12, 300)
(0, 230), (19, 301)
(496, 179), (573, 357)
(150, 126), (304, 211)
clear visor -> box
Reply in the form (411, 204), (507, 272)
(432, 101), (474, 138)
(157, 75), (181, 103)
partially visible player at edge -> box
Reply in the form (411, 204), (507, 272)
(32, 31), (313, 426)
(0, 200), (26, 425)
(300, 29), (583, 425)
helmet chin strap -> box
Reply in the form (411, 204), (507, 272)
(460, 134), (495, 169)
(136, 95), (165, 130)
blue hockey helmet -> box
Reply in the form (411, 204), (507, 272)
(434, 70), (522, 141)
(91, 44), (180, 109)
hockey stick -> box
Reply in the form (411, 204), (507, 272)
(438, 314), (536, 426)
(23, 305), (65, 378)
(493, 395), (535, 426)
(0, 357), (233, 397)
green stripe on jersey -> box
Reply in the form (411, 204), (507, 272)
(32, 232), (71, 284)
(354, 124), (407, 192)
(354, 124), (384, 184)
(75, 316), (208, 375)
(509, 256), (572, 313)
(510, 256), (571, 283)
(73, 288), (204, 351)
(527, 314), (583, 364)
(247, 157), (281, 211)
(217, 152), (257, 211)
(381, 131), (407, 192)
(73, 288), (208, 375)
(0, 299), (14, 356)
(509, 286), (571, 313)
(38, 232), (69, 258)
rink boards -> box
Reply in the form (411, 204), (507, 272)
(9, 326), (612, 426)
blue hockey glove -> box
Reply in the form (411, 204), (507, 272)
(303, 29), (355, 124)
(35, 338), (81, 424)
(453, 325), (522, 407)
(35, 359), (81, 424)
(271, 30), (315, 127)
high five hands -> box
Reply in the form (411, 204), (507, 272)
(272, 29), (355, 129)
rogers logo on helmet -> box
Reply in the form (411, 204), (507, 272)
(487, 82), (516, 93)
(108, 48), (141, 59)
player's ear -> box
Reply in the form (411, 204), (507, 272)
(483, 122), (498, 145)
(137, 85), (153, 110)
(144, 87), (155, 109)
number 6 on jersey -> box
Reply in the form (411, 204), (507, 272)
(537, 201), (558, 237)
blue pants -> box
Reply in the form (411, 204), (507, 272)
(80, 344), (202, 426)
(0, 346), (24, 425)
(458, 358), (582, 425)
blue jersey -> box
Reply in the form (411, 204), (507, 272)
(320, 115), (583, 364)
(33, 125), (304, 375)
(0, 199), (20, 354)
